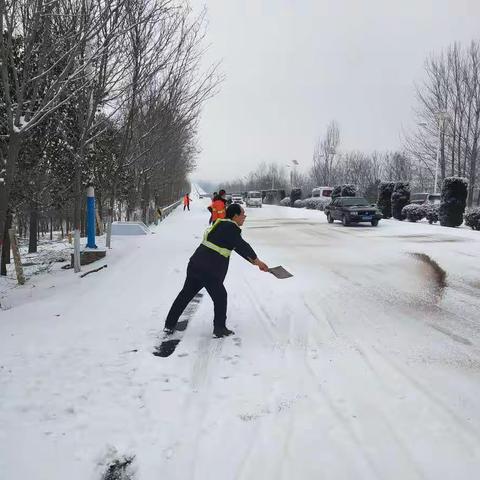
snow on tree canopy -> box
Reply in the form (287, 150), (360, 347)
(341, 184), (357, 197)
(332, 184), (356, 200)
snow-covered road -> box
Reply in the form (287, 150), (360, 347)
(1, 198), (480, 479)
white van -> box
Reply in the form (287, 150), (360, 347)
(312, 186), (333, 198)
(246, 191), (262, 208)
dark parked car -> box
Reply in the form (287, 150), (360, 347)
(324, 196), (383, 226)
(410, 192), (441, 205)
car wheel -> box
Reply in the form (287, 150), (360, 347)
(342, 215), (350, 226)
(327, 213), (334, 223)
(371, 219), (379, 226)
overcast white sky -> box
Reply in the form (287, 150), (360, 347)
(189, 0), (480, 183)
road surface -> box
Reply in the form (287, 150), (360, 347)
(1, 198), (480, 479)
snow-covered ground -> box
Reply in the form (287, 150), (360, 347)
(1, 197), (480, 479)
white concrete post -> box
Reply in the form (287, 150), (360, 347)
(106, 217), (112, 249)
(73, 230), (81, 273)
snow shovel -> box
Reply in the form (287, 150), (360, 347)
(268, 266), (293, 279)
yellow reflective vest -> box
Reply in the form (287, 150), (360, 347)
(201, 219), (237, 257)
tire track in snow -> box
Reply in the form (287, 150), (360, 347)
(302, 295), (338, 339)
(301, 355), (384, 480)
(241, 276), (281, 346)
(232, 274), (309, 480)
(371, 344), (480, 447)
(301, 297), (426, 478)
(190, 336), (224, 390)
(325, 295), (480, 472)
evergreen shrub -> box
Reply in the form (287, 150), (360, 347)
(377, 182), (395, 219)
(439, 177), (468, 227)
(391, 182), (411, 220)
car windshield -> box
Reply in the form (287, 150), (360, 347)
(322, 190), (332, 197)
(249, 192), (261, 198)
(341, 197), (369, 206)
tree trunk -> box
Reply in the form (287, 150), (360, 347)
(141, 176), (150, 224)
(1, 210), (13, 276)
(29, 201), (38, 253)
(81, 198), (86, 237)
(440, 130), (446, 181)
(73, 161), (82, 231)
(0, 132), (21, 264)
(9, 227), (25, 285)
(468, 148), (477, 207)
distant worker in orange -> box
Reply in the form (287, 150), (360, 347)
(207, 192), (217, 224)
(183, 193), (191, 211)
(209, 189), (227, 223)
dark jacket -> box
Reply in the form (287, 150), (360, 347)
(189, 220), (257, 281)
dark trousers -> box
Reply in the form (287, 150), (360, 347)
(183, 204), (190, 211)
(165, 264), (227, 330)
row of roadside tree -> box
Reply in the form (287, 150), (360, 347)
(0, 0), (219, 274)
(217, 40), (480, 208)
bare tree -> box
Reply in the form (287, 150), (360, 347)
(312, 120), (340, 186)
(404, 41), (480, 204)
(0, 0), (129, 259)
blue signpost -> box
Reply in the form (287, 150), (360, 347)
(86, 186), (98, 249)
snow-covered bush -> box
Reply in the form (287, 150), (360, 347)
(331, 185), (342, 200)
(290, 188), (302, 206)
(391, 182), (410, 220)
(439, 177), (468, 227)
(402, 204), (425, 222)
(293, 199), (305, 208)
(304, 197), (330, 210)
(331, 184), (357, 200)
(377, 182), (395, 219)
(280, 197), (290, 207)
(316, 198), (331, 210)
(464, 207), (480, 230)
(425, 204), (439, 224)
(341, 184), (357, 197)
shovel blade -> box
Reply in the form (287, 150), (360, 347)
(268, 266), (293, 279)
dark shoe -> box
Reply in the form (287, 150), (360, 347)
(213, 327), (235, 338)
(163, 327), (175, 335)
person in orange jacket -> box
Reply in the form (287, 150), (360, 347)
(183, 193), (191, 211)
(209, 189), (227, 223)
(207, 192), (217, 224)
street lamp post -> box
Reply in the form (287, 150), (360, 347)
(286, 160), (299, 189)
